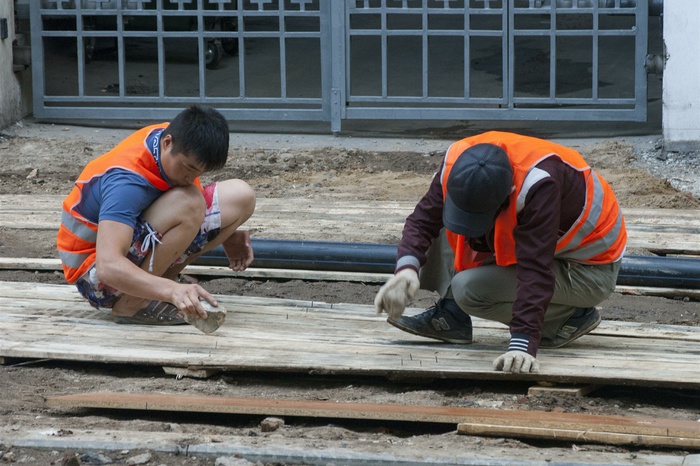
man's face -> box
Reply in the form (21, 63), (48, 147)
(160, 134), (206, 186)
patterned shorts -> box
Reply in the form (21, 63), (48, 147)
(75, 183), (222, 310)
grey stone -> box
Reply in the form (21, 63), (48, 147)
(215, 457), (257, 466)
(186, 301), (227, 334)
(80, 452), (113, 464)
(125, 452), (152, 465)
(260, 417), (285, 432)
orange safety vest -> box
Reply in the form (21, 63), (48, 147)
(441, 131), (627, 272)
(56, 123), (202, 283)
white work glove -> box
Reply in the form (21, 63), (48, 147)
(492, 350), (540, 374)
(374, 269), (420, 319)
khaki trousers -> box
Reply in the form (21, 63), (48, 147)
(419, 230), (621, 339)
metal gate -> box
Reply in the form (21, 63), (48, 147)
(30, 0), (647, 132)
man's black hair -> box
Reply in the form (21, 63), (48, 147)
(162, 105), (230, 171)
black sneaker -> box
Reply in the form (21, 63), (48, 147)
(387, 298), (473, 344)
(540, 307), (601, 349)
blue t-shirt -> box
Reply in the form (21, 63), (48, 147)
(74, 129), (171, 229)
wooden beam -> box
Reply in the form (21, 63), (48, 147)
(613, 285), (700, 300)
(527, 384), (600, 397)
(0, 258), (60, 271)
(3, 258), (700, 295)
(162, 366), (222, 379)
(44, 391), (700, 448)
(457, 423), (700, 449)
(0, 258), (390, 284)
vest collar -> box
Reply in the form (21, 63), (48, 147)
(146, 128), (171, 186)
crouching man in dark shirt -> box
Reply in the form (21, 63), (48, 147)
(374, 131), (627, 373)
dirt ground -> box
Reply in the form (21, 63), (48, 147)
(1, 121), (700, 465)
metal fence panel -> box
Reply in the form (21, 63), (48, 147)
(342, 0), (647, 124)
(30, 0), (648, 130)
(32, 0), (329, 122)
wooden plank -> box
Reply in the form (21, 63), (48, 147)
(0, 258), (390, 284)
(1, 280), (699, 342)
(1, 281), (700, 388)
(527, 385), (599, 397)
(181, 266), (391, 283)
(614, 285), (700, 300)
(4, 258), (700, 297)
(162, 366), (222, 379)
(622, 208), (700, 226)
(2, 196), (700, 254)
(457, 423), (700, 449)
(2, 195), (698, 226)
(0, 196), (407, 243)
(0, 258), (61, 271)
(44, 391), (700, 449)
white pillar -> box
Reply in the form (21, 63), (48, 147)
(662, 0), (700, 152)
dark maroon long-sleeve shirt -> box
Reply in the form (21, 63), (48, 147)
(396, 156), (585, 355)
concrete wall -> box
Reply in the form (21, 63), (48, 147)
(662, 0), (700, 152)
(0, 1), (32, 131)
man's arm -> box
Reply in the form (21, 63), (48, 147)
(375, 171), (444, 317)
(492, 178), (560, 374)
(510, 179), (560, 354)
(395, 172), (445, 272)
(509, 157), (586, 357)
(95, 219), (214, 319)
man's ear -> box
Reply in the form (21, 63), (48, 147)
(160, 134), (174, 154)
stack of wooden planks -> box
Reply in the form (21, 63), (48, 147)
(44, 392), (700, 449)
(1, 280), (699, 389)
(2, 195), (700, 448)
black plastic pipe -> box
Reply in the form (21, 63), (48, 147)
(195, 239), (700, 290)
(616, 255), (700, 289)
(199, 239), (398, 274)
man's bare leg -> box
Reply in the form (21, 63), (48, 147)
(168, 179), (256, 273)
(111, 185), (205, 317)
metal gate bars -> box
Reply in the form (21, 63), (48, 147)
(31, 0), (647, 132)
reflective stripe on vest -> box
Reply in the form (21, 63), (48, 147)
(559, 208), (625, 261)
(516, 167), (549, 213)
(58, 210), (97, 269)
(58, 249), (91, 270)
(61, 210), (97, 244)
(519, 168), (625, 262)
(556, 171), (605, 255)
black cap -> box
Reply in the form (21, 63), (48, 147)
(443, 143), (513, 237)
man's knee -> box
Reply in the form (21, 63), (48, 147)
(450, 271), (480, 308)
(148, 185), (206, 229)
(451, 268), (483, 295)
(451, 265), (517, 307)
(218, 179), (256, 223)
(176, 186), (207, 223)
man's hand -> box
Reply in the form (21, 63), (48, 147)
(374, 269), (420, 318)
(493, 350), (540, 373)
(170, 282), (218, 320)
(221, 230), (254, 271)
